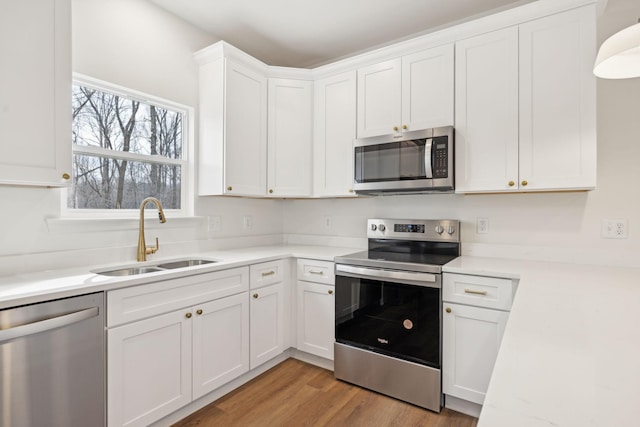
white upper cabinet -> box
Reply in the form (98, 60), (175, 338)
(357, 44), (454, 138)
(518, 6), (596, 191)
(357, 59), (402, 138)
(0, 0), (72, 187)
(401, 45), (455, 132)
(455, 5), (596, 193)
(455, 27), (520, 193)
(198, 56), (268, 197)
(313, 70), (357, 197)
(267, 78), (313, 197)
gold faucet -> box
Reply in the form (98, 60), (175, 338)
(137, 197), (166, 262)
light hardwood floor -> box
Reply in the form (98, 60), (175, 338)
(172, 359), (478, 427)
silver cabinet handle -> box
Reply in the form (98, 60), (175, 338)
(262, 271), (275, 277)
(464, 288), (488, 296)
(0, 307), (99, 343)
(309, 270), (324, 275)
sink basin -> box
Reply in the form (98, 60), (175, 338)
(98, 266), (165, 276)
(156, 259), (217, 269)
(94, 259), (219, 276)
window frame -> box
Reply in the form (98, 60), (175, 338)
(62, 73), (194, 218)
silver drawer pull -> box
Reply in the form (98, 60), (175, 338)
(464, 288), (488, 296)
(262, 271), (276, 277)
(309, 270), (324, 275)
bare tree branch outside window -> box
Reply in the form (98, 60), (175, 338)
(70, 84), (184, 210)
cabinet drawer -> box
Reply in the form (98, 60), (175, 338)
(107, 267), (249, 327)
(297, 259), (334, 285)
(250, 259), (285, 289)
(443, 273), (514, 311)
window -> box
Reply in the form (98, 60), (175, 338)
(68, 76), (191, 214)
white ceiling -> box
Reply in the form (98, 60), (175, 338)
(148, 0), (537, 68)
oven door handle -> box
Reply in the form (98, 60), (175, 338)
(335, 264), (440, 288)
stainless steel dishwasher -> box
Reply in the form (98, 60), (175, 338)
(0, 292), (105, 427)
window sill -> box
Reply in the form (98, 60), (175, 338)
(46, 216), (206, 233)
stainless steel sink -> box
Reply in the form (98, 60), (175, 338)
(97, 266), (165, 276)
(94, 259), (218, 276)
(156, 259), (217, 269)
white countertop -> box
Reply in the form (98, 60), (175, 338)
(0, 244), (360, 309)
(445, 256), (640, 427)
(5, 248), (640, 426)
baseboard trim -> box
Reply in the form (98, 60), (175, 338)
(290, 348), (334, 371)
(445, 394), (482, 418)
(150, 349), (335, 426)
(150, 352), (291, 427)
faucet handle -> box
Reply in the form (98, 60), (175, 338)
(146, 237), (160, 255)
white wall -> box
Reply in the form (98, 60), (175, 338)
(283, 0), (640, 267)
(0, 0), (283, 273)
(0, 0), (637, 274)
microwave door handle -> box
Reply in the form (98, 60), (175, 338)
(424, 138), (433, 179)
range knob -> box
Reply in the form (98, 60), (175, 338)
(446, 226), (455, 235)
(435, 225), (444, 234)
(370, 224), (377, 231)
(379, 224), (386, 232)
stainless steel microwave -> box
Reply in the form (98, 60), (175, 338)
(353, 126), (454, 195)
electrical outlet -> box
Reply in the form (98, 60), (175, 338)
(323, 215), (332, 230)
(243, 215), (253, 230)
(601, 219), (628, 239)
(208, 216), (221, 232)
(476, 218), (489, 234)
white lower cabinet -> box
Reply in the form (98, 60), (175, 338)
(249, 259), (287, 369)
(250, 282), (284, 369)
(108, 309), (192, 427)
(295, 259), (335, 360)
(192, 293), (250, 399)
(108, 293), (249, 427)
(107, 267), (251, 427)
(442, 303), (509, 404)
(296, 280), (335, 360)
(442, 273), (516, 409)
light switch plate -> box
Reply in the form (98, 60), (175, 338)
(243, 215), (253, 230)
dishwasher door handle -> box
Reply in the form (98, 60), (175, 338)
(0, 306), (99, 343)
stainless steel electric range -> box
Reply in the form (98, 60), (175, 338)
(334, 218), (460, 412)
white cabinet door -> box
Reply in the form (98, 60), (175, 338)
(313, 70), (357, 197)
(192, 293), (249, 399)
(108, 309), (192, 427)
(402, 44), (454, 132)
(442, 303), (509, 404)
(0, 0), (71, 187)
(296, 281), (335, 360)
(518, 6), (596, 191)
(224, 60), (268, 196)
(267, 78), (312, 197)
(455, 27), (520, 193)
(250, 282), (285, 369)
(357, 59), (402, 138)
(199, 58), (267, 196)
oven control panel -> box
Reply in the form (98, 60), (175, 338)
(367, 218), (459, 242)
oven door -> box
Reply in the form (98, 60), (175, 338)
(335, 264), (441, 368)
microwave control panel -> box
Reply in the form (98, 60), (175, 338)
(432, 138), (448, 178)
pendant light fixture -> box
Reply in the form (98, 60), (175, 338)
(593, 19), (640, 79)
